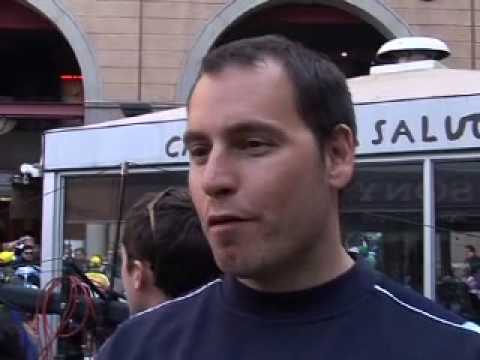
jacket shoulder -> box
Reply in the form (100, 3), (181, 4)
(373, 274), (480, 335)
(96, 279), (222, 359)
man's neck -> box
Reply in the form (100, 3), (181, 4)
(137, 288), (169, 313)
(238, 246), (354, 293)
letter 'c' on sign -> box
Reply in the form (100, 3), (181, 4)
(166, 136), (181, 157)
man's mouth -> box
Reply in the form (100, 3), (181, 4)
(207, 214), (249, 228)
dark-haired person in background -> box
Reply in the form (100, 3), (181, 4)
(465, 245), (480, 278)
(464, 245), (480, 318)
(2, 235), (39, 269)
(97, 35), (480, 360)
(119, 187), (221, 314)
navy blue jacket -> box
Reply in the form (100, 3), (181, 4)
(97, 262), (480, 359)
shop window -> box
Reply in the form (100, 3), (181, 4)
(63, 171), (188, 290)
(341, 163), (423, 292)
(435, 161), (480, 324)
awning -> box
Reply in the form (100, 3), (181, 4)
(0, 103), (83, 120)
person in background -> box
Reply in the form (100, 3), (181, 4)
(97, 35), (480, 360)
(85, 255), (110, 292)
(63, 243), (73, 258)
(2, 236), (38, 267)
(13, 245), (36, 269)
(88, 254), (105, 273)
(0, 260), (41, 360)
(72, 247), (88, 272)
(2, 235), (33, 252)
(464, 245), (480, 316)
(465, 245), (480, 277)
(118, 187), (221, 314)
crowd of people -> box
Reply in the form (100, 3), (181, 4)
(2, 35), (480, 359)
(0, 235), (40, 360)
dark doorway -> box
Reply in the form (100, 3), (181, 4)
(0, 0), (82, 103)
(214, 4), (387, 78)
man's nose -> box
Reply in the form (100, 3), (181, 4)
(201, 149), (237, 198)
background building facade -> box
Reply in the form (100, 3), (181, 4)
(0, 0), (473, 340)
(2, 0), (480, 314)
(1, 0), (474, 240)
(14, 0), (477, 124)
(0, 1), (476, 243)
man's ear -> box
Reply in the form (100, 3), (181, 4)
(323, 124), (356, 190)
(131, 260), (147, 290)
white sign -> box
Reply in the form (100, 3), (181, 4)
(44, 95), (480, 170)
(44, 119), (188, 170)
(355, 95), (480, 155)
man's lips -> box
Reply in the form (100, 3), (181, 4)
(207, 214), (250, 228)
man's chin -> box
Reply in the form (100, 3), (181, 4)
(218, 262), (260, 280)
(215, 260), (251, 278)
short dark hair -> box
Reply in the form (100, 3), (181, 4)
(122, 187), (220, 298)
(188, 35), (357, 148)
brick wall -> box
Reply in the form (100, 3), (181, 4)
(386, 0), (475, 69)
(62, 0), (478, 105)
(63, 0), (225, 103)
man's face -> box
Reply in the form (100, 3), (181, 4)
(23, 237), (35, 248)
(74, 249), (86, 261)
(22, 246), (34, 262)
(186, 60), (348, 284)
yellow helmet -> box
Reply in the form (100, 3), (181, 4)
(0, 251), (15, 265)
(89, 255), (103, 268)
(86, 272), (110, 290)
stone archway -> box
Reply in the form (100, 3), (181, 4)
(25, 0), (103, 102)
(176, 0), (413, 102)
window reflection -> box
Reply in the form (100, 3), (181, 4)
(341, 163), (424, 292)
(435, 161), (480, 323)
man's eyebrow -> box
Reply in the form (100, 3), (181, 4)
(224, 121), (286, 139)
(183, 130), (206, 146)
(183, 120), (285, 144)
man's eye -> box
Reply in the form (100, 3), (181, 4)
(237, 138), (264, 148)
(246, 139), (265, 148)
(188, 144), (210, 159)
(238, 138), (273, 153)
